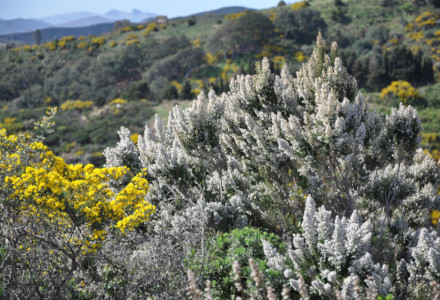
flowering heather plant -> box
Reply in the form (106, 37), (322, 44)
(102, 33), (440, 298)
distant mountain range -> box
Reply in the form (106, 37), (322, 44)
(0, 23), (117, 44)
(0, 9), (157, 35)
(188, 6), (254, 17)
(0, 6), (251, 44)
(0, 18), (52, 35)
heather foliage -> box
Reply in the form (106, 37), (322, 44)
(106, 34), (440, 298)
(263, 196), (393, 298)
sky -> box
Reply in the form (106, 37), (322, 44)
(0, 0), (282, 20)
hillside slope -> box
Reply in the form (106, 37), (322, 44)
(0, 0), (439, 163)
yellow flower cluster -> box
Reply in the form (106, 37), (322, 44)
(225, 12), (246, 20)
(1, 128), (155, 253)
(405, 11), (440, 63)
(55, 36), (77, 49)
(58, 40), (67, 48)
(220, 60), (239, 82)
(126, 39), (140, 46)
(126, 33), (138, 40)
(60, 100), (94, 111)
(273, 55), (286, 69)
(60, 36), (76, 42)
(422, 132), (440, 163)
(291, 1), (309, 10)
(415, 11), (438, 28)
(294, 51), (307, 62)
(192, 39), (201, 48)
(45, 41), (57, 51)
(204, 52), (217, 65)
(432, 210), (440, 225)
(172, 81), (182, 93)
(408, 31), (425, 42)
(91, 37), (106, 46)
(130, 133), (140, 144)
(109, 98), (127, 105)
(77, 41), (88, 49)
(0, 117), (23, 133)
(379, 80), (420, 104)
(142, 23), (157, 37)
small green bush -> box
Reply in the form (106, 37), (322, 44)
(186, 227), (286, 298)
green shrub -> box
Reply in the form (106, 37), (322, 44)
(186, 227), (286, 298)
(275, 8), (327, 44)
(122, 80), (150, 101)
(160, 82), (179, 100)
(187, 17), (196, 26)
(180, 81), (194, 100)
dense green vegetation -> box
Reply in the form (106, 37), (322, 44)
(0, 0), (439, 162)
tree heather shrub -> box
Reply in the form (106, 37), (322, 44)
(263, 196), (394, 298)
(105, 33), (440, 298)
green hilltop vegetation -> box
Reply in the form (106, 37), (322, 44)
(0, 0), (440, 164)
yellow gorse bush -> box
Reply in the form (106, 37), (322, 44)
(414, 11), (439, 28)
(204, 52), (218, 65)
(125, 39), (140, 46)
(45, 41), (57, 51)
(58, 40), (67, 48)
(405, 10), (440, 64)
(126, 33), (138, 41)
(60, 99), (94, 111)
(273, 55), (286, 69)
(291, 1), (309, 10)
(408, 30), (425, 42)
(0, 117), (23, 133)
(130, 133), (139, 144)
(91, 37), (106, 46)
(379, 80), (420, 104)
(109, 98), (127, 105)
(0, 128), (155, 254)
(432, 210), (440, 225)
(172, 80), (182, 93)
(77, 41), (88, 49)
(60, 35), (75, 42)
(192, 38), (201, 48)
(294, 51), (307, 62)
(225, 11), (246, 20)
(142, 22), (157, 37)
